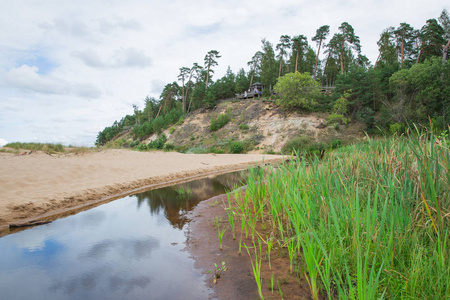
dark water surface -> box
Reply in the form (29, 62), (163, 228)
(0, 171), (246, 300)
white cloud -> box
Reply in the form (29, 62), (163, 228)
(4, 65), (66, 95)
(3, 65), (102, 99)
(73, 48), (152, 69)
(0, 138), (8, 147)
(0, 0), (447, 146)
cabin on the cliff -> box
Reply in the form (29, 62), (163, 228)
(237, 82), (263, 99)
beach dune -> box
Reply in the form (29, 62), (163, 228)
(0, 149), (283, 230)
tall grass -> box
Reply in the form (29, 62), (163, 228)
(4, 142), (65, 152)
(231, 130), (450, 299)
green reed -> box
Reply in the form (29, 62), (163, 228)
(229, 130), (450, 299)
(218, 228), (226, 250)
(245, 240), (264, 300)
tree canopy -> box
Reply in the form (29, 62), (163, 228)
(274, 72), (320, 110)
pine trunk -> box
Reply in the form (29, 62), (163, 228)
(278, 56), (283, 78)
(401, 38), (404, 68)
(442, 39), (450, 81)
(313, 40), (322, 79)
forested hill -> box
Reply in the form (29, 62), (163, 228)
(96, 9), (450, 151)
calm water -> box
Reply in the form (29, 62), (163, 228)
(0, 172), (246, 300)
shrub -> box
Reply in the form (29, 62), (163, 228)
(209, 146), (225, 154)
(210, 113), (230, 131)
(281, 136), (312, 154)
(130, 140), (140, 148)
(137, 144), (148, 151)
(390, 123), (403, 135)
(239, 123), (250, 131)
(274, 72), (320, 111)
(169, 127), (175, 134)
(330, 139), (342, 149)
(186, 147), (209, 154)
(229, 141), (245, 154)
(148, 133), (167, 149)
(164, 143), (175, 151)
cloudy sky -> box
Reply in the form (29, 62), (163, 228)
(0, 0), (447, 147)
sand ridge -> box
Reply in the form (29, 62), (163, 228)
(0, 149), (283, 230)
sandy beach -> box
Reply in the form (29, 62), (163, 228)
(0, 149), (283, 230)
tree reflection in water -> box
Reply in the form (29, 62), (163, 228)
(135, 171), (247, 229)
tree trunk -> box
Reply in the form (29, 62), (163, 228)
(416, 41), (424, 64)
(278, 55), (283, 78)
(187, 86), (197, 114)
(248, 71), (254, 90)
(374, 51), (381, 67)
(401, 38), (404, 68)
(295, 52), (299, 72)
(340, 40), (344, 74)
(313, 40), (322, 79)
(205, 57), (211, 88)
(442, 39), (450, 81)
(155, 102), (163, 119)
(248, 60), (257, 90)
(181, 80), (185, 113)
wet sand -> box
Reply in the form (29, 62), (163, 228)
(0, 149), (283, 231)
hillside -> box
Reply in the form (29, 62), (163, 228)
(138, 98), (365, 154)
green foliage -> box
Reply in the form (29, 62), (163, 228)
(147, 133), (167, 150)
(237, 132), (450, 299)
(210, 112), (231, 131)
(389, 122), (404, 135)
(129, 140), (139, 148)
(208, 146), (225, 154)
(281, 135), (326, 156)
(152, 116), (165, 134)
(136, 143), (148, 151)
(164, 143), (175, 151)
(328, 92), (349, 124)
(274, 72), (320, 110)
(330, 139), (342, 149)
(389, 57), (450, 127)
(169, 127), (175, 134)
(229, 140), (245, 154)
(186, 147), (209, 154)
(238, 123), (250, 131)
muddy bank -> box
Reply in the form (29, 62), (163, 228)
(0, 149), (283, 232)
(186, 192), (314, 300)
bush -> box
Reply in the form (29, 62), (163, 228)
(210, 113), (230, 131)
(209, 146), (225, 154)
(229, 141), (245, 154)
(390, 123), (403, 135)
(164, 143), (175, 151)
(239, 123), (250, 131)
(186, 147), (209, 154)
(169, 127), (175, 134)
(137, 144), (148, 151)
(148, 133), (167, 149)
(281, 136), (311, 154)
(330, 139), (342, 149)
(153, 116), (165, 134)
(274, 72), (320, 111)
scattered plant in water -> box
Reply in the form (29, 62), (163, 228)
(207, 262), (227, 284)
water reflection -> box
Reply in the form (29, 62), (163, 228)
(0, 171), (246, 300)
(135, 171), (246, 229)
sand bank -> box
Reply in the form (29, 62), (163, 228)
(0, 149), (283, 230)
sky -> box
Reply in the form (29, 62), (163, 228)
(0, 0), (447, 147)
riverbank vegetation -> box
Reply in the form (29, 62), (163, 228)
(96, 9), (450, 153)
(229, 130), (449, 299)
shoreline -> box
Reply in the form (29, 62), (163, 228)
(0, 149), (284, 236)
